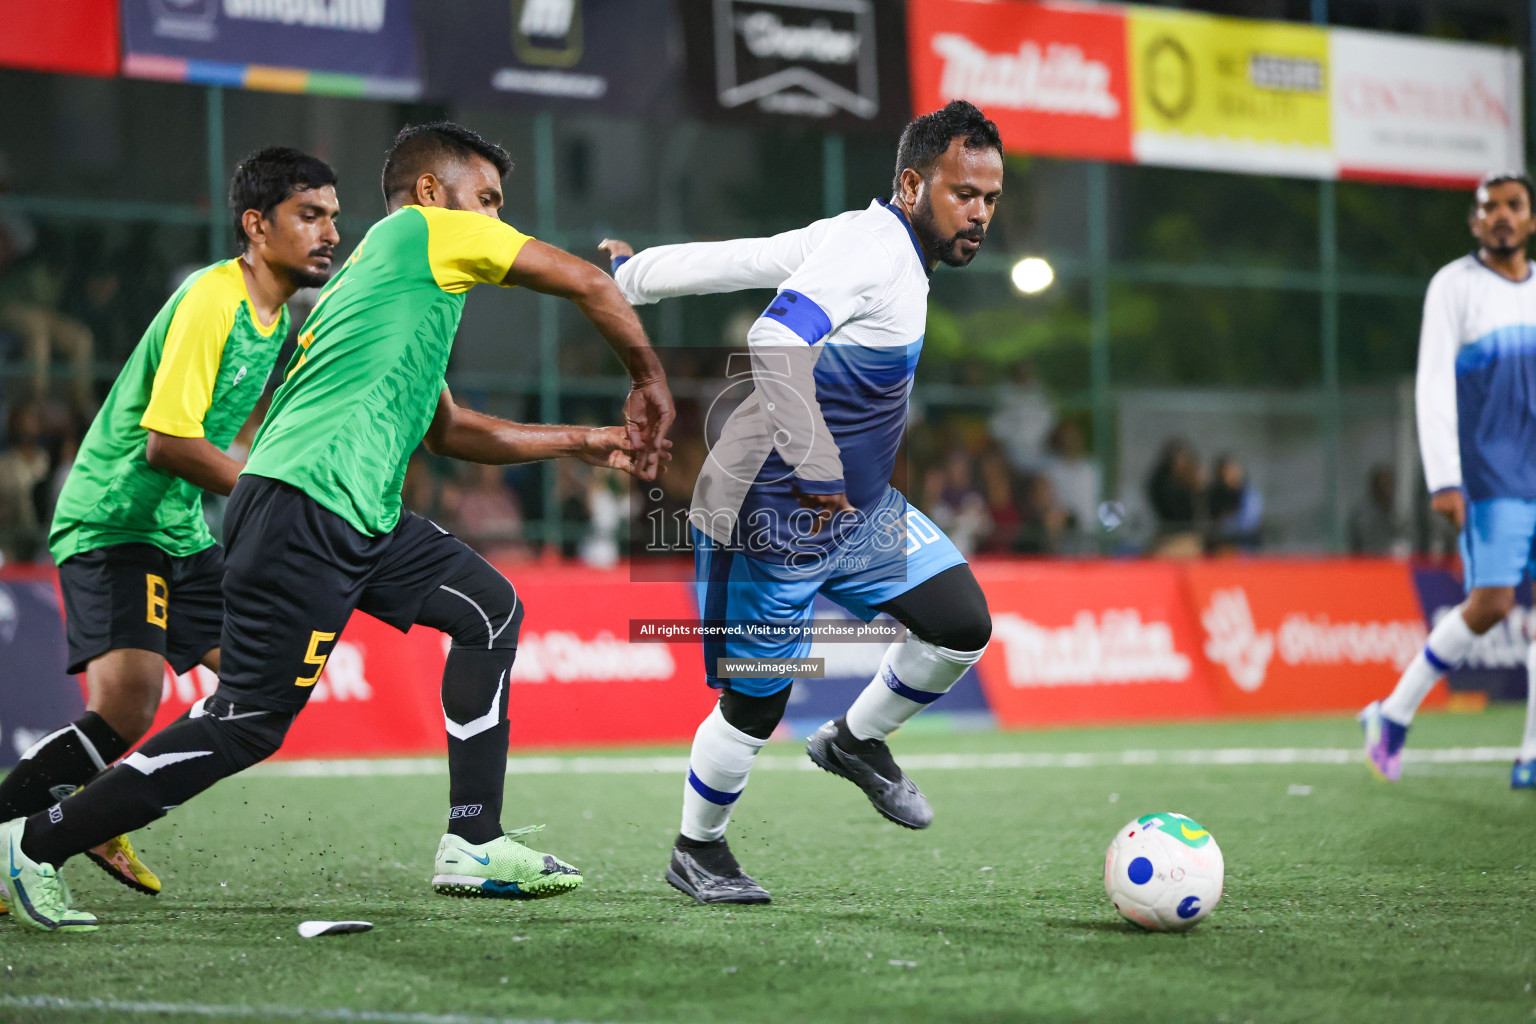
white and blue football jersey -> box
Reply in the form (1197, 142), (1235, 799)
(1416, 254), (1536, 501)
(617, 199), (931, 562)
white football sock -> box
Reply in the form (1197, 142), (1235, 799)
(845, 637), (987, 742)
(1519, 643), (1536, 762)
(679, 704), (766, 842)
(1381, 604), (1478, 726)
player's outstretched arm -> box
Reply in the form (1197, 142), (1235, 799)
(423, 388), (671, 479)
(144, 431), (244, 495)
(502, 239), (674, 479)
(598, 218), (838, 306)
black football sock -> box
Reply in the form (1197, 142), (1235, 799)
(0, 711), (130, 821)
(21, 697), (288, 867)
(442, 647), (515, 845)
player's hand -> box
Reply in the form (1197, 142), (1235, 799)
(598, 238), (634, 263)
(578, 426), (672, 479)
(622, 377), (676, 482)
(1431, 488), (1466, 531)
(794, 490), (855, 535)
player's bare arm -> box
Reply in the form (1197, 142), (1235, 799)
(144, 430), (244, 495)
(423, 387), (670, 478)
(502, 239), (675, 478)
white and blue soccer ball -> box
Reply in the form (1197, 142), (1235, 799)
(1103, 812), (1224, 932)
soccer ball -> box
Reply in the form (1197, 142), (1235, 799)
(1103, 812), (1224, 932)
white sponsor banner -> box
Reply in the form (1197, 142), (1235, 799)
(991, 609), (1193, 687)
(1331, 29), (1524, 186)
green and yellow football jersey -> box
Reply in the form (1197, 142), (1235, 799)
(50, 260), (289, 564)
(243, 205), (531, 536)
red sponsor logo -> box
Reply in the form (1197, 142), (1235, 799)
(0, 0), (118, 76)
(1185, 560), (1435, 714)
(972, 562), (1217, 727)
(908, 0), (1133, 162)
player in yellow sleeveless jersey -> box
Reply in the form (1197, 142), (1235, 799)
(0, 149), (339, 915)
(3, 122), (674, 931)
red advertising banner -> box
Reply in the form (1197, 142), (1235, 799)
(1183, 559), (1437, 715)
(907, 0), (1133, 163)
(972, 561), (1219, 727)
(0, 0), (118, 77)
(146, 567), (713, 758)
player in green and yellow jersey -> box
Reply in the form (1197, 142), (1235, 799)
(0, 148), (340, 917)
(3, 122), (675, 931)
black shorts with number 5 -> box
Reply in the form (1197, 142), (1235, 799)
(57, 542), (225, 675)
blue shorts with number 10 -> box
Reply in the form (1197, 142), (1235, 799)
(1460, 496), (1536, 591)
(693, 487), (966, 697)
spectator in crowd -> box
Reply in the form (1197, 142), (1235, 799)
(1041, 418), (1100, 538)
(443, 462), (526, 560)
(0, 400), (50, 561)
(923, 446), (990, 556)
(1350, 464), (1410, 556)
(1146, 437), (1206, 558)
(0, 158), (95, 410)
(1015, 472), (1071, 555)
(1206, 453), (1263, 553)
(987, 361), (1055, 472)
(976, 445), (1021, 554)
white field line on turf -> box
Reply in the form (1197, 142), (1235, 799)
(0, 995), (625, 1024)
(247, 746), (1524, 778)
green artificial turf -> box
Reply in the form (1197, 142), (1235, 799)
(3, 707), (1534, 1024)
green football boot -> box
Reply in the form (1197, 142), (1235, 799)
(431, 824), (583, 900)
(1, 817), (98, 933)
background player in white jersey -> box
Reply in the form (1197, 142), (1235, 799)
(601, 101), (1003, 903)
(1360, 173), (1536, 786)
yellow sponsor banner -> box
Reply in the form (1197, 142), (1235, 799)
(1128, 7), (1332, 175)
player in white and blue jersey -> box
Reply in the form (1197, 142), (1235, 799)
(602, 101), (1004, 904)
(1361, 172), (1536, 787)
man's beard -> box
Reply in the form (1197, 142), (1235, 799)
(911, 193), (984, 268)
(286, 260), (334, 290)
(1484, 232), (1525, 258)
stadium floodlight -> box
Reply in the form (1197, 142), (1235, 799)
(1011, 256), (1055, 295)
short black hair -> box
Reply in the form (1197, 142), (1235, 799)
(228, 147), (337, 253)
(381, 121), (513, 206)
(1475, 171), (1534, 211)
(892, 100), (1003, 193)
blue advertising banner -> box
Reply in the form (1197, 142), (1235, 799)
(416, 0), (680, 115)
(121, 0), (421, 98)
(1410, 566), (1532, 701)
(0, 578), (84, 769)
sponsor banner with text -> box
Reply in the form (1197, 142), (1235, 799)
(972, 561), (1219, 728)
(144, 566), (715, 758)
(906, 0), (1132, 163)
(1127, 7), (1333, 178)
(121, 0), (420, 98)
(416, 0), (680, 115)
(1185, 560), (1433, 715)
(0, 0), (118, 77)
(0, 572), (86, 769)
(682, 0), (911, 133)
(1330, 29), (1524, 189)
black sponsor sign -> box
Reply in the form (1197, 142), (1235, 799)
(417, 0), (681, 115)
(682, 0), (910, 132)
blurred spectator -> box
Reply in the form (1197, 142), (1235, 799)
(0, 400), (50, 561)
(923, 446), (990, 556)
(0, 160), (95, 409)
(987, 361), (1054, 472)
(444, 463), (526, 558)
(1206, 453), (1263, 554)
(1350, 464), (1410, 556)
(1146, 438), (1205, 558)
(976, 445), (1020, 553)
(1041, 419), (1100, 536)
(1015, 472), (1070, 555)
